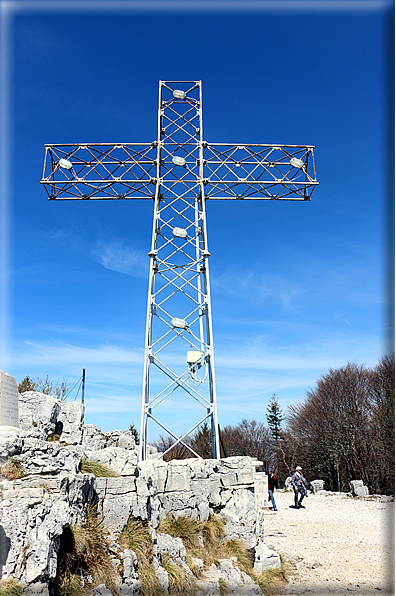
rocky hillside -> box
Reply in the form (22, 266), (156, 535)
(0, 392), (279, 595)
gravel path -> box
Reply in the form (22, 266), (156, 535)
(263, 490), (394, 596)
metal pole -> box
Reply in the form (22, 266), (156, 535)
(82, 368), (85, 405)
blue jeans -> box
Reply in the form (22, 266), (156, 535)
(268, 489), (277, 510)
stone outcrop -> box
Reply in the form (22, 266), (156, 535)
(82, 425), (138, 453)
(0, 474), (96, 592)
(18, 391), (84, 445)
(0, 391), (281, 594)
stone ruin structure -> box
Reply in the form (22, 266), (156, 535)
(0, 377), (279, 595)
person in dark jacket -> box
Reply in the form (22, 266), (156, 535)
(267, 468), (278, 511)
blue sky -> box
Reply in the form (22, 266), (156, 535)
(0, 0), (394, 438)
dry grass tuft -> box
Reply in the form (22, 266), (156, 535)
(54, 503), (119, 596)
(185, 555), (203, 578)
(222, 540), (254, 576)
(119, 516), (164, 596)
(55, 571), (85, 596)
(157, 514), (203, 550)
(80, 458), (119, 478)
(1, 460), (24, 480)
(202, 514), (226, 548)
(0, 579), (24, 596)
(161, 554), (197, 595)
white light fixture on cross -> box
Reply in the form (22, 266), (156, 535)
(41, 80), (318, 461)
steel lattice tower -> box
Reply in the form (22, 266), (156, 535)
(41, 80), (318, 461)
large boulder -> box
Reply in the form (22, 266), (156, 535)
(18, 392), (84, 445)
(56, 401), (84, 445)
(0, 427), (82, 476)
(11, 438), (82, 476)
(18, 392), (60, 439)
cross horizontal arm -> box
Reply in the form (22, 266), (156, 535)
(202, 143), (317, 200)
(41, 141), (317, 201)
(41, 143), (158, 200)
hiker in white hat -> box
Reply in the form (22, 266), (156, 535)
(291, 466), (308, 509)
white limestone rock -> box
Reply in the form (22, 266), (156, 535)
(153, 562), (169, 593)
(86, 447), (138, 476)
(57, 401), (84, 445)
(156, 533), (186, 561)
(253, 542), (281, 572)
(349, 480), (369, 497)
(120, 549), (138, 580)
(92, 584), (113, 596)
(0, 474), (96, 591)
(11, 438), (82, 476)
(310, 479), (325, 494)
(82, 426), (137, 452)
(220, 487), (257, 548)
(198, 559), (262, 596)
(18, 392), (60, 439)
(18, 391), (84, 445)
(81, 424), (108, 450)
(354, 485), (369, 497)
(94, 476), (140, 534)
(1, 487), (73, 588)
(0, 427), (30, 462)
(119, 579), (141, 595)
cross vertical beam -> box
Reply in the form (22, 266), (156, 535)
(139, 81), (220, 460)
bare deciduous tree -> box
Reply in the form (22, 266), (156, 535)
(284, 359), (395, 494)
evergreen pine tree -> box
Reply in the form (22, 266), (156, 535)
(128, 421), (140, 445)
(266, 393), (283, 443)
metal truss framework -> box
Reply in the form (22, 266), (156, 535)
(41, 80), (318, 461)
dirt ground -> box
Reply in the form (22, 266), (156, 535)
(263, 489), (395, 596)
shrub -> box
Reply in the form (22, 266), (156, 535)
(128, 421), (140, 445)
(80, 458), (119, 478)
(1, 460), (24, 480)
(18, 375), (37, 393)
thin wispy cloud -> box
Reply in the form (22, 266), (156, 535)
(92, 240), (148, 278)
(212, 269), (307, 312)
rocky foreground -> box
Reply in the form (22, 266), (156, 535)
(0, 391), (278, 595)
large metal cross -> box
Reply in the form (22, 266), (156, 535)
(41, 80), (318, 461)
